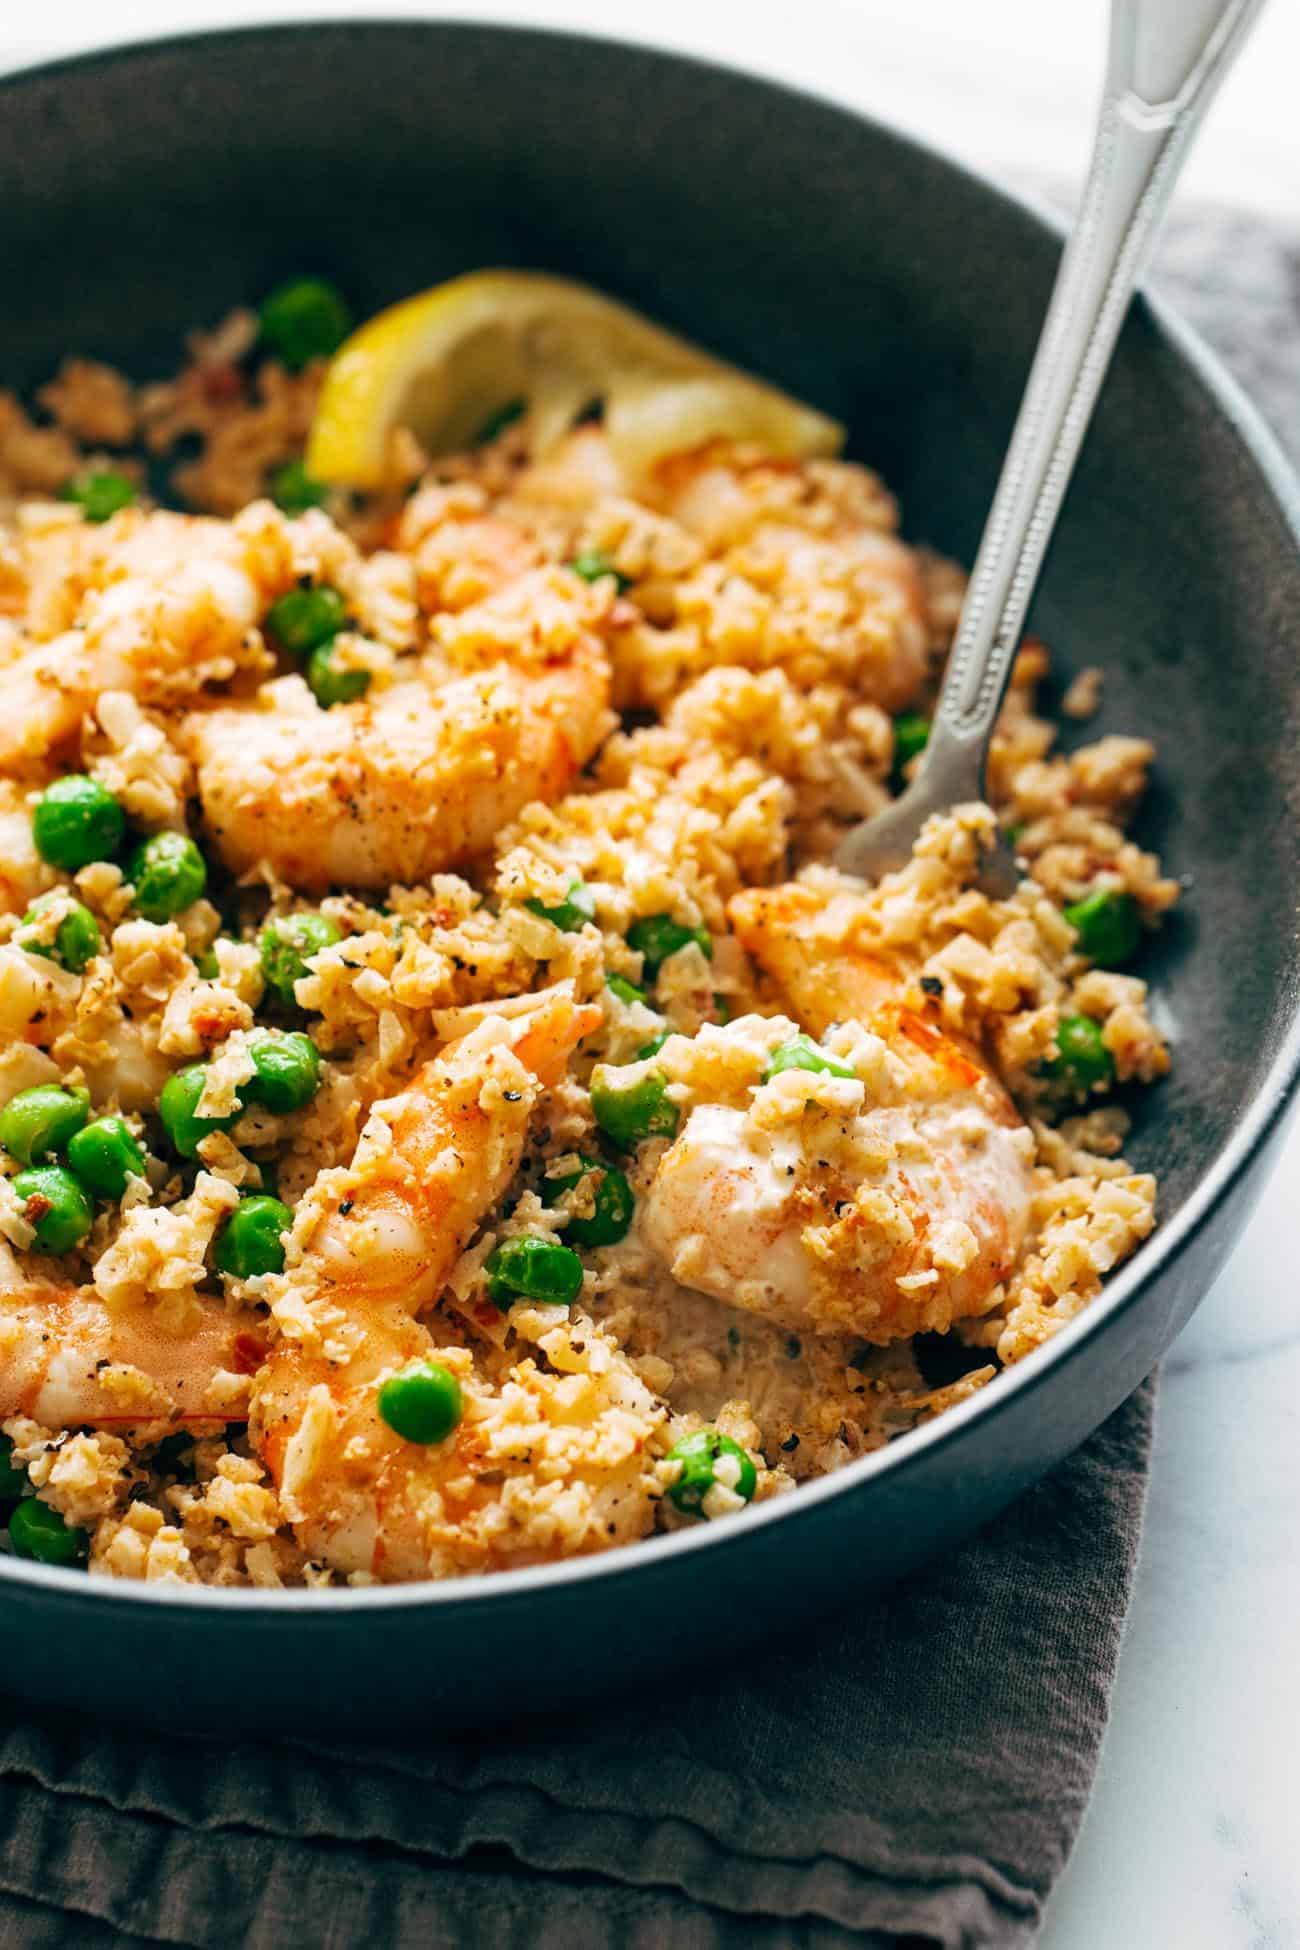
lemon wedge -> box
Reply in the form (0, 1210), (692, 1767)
(306, 270), (844, 490)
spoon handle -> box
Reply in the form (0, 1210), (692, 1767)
(920, 0), (1266, 803)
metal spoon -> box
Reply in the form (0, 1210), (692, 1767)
(836, 0), (1266, 896)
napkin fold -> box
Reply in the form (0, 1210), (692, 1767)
(0, 204), (1294, 1950)
(0, 1382), (1152, 1950)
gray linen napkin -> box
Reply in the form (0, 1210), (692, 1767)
(0, 206), (1294, 1950)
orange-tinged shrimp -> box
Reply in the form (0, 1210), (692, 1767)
(251, 987), (664, 1580)
(0, 514), (263, 767)
(185, 641), (610, 890)
(729, 882), (1002, 1107)
(640, 884), (1034, 1343)
(0, 1243), (264, 1431)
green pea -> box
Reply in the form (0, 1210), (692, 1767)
(259, 912), (341, 1007)
(763, 1034), (857, 1084)
(60, 469), (136, 523)
(12, 1165), (94, 1254)
(306, 641), (370, 709)
(605, 973), (649, 1008)
(475, 398), (525, 444)
(126, 831), (207, 922)
(590, 1065), (678, 1147)
(1064, 888), (1141, 969)
(214, 1194), (293, 1279)
(526, 881), (596, 933)
(244, 1031), (322, 1114)
(269, 458), (329, 515)
(891, 711), (931, 782)
(158, 1064), (240, 1159)
(0, 1086), (89, 1166)
(627, 914), (712, 979)
(259, 277), (352, 371)
(7, 1496), (89, 1566)
(665, 1428), (757, 1516)
(636, 1031), (671, 1061)
(485, 1236), (585, 1309)
(195, 943), (222, 980)
(542, 1158), (635, 1248)
(377, 1360), (463, 1444)
(65, 1116), (146, 1200)
(1043, 1014), (1115, 1095)
(0, 1436), (26, 1502)
(32, 775), (124, 872)
(17, 892), (101, 974)
(569, 548), (632, 592)
(265, 584), (349, 659)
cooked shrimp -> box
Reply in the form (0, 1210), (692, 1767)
(0, 1242), (263, 1430)
(641, 883), (1034, 1342)
(185, 640), (611, 890)
(0, 513), (263, 766)
(251, 987), (664, 1579)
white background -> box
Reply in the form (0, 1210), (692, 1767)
(6, 6), (1300, 1946)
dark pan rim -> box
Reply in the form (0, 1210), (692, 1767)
(2, 17), (1298, 1617)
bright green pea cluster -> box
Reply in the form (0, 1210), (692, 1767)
(126, 830), (208, 922)
(259, 911), (342, 1007)
(763, 1034), (857, 1084)
(377, 1361), (463, 1444)
(664, 1429), (757, 1516)
(60, 469), (136, 523)
(258, 276), (352, 371)
(1064, 888), (1141, 969)
(159, 1032), (322, 1158)
(17, 891), (101, 973)
(526, 881), (596, 933)
(590, 1064), (678, 1147)
(0, 1085), (146, 1252)
(29, 774), (210, 933)
(626, 913), (712, 980)
(542, 1159), (635, 1248)
(485, 1236), (585, 1309)
(264, 583), (368, 709)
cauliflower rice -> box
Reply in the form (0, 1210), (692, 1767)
(0, 299), (1178, 1587)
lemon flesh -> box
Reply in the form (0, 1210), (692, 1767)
(306, 270), (844, 491)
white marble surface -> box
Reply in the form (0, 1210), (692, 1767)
(6, 5), (1300, 1942)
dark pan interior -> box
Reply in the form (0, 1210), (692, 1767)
(0, 26), (1297, 1729)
